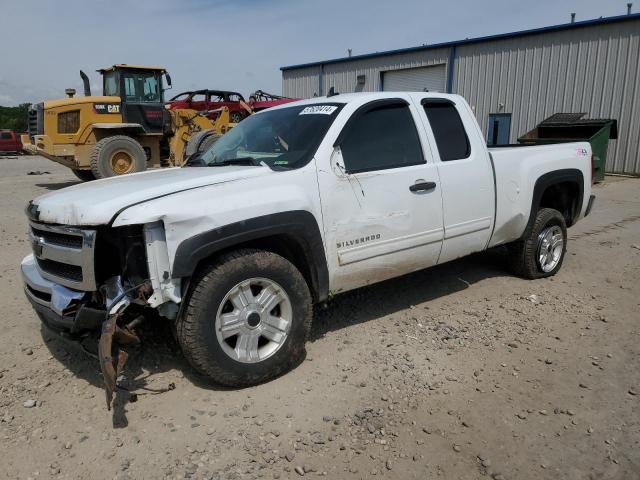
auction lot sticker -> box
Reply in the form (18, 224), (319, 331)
(299, 105), (338, 115)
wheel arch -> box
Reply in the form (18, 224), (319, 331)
(524, 169), (584, 237)
(172, 211), (329, 302)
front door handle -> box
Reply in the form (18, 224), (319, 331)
(409, 181), (436, 192)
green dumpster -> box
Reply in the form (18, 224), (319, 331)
(518, 113), (617, 182)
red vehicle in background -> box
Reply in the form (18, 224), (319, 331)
(169, 90), (248, 123)
(168, 89), (299, 123)
(247, 90), (299, 112)
(0, 130), (23, 154)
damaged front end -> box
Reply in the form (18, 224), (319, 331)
(97, 276), (149, 410)
(21, 219), (180, 409)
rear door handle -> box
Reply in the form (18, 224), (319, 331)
(409, 181), (437, 192)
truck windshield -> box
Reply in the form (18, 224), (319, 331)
(193, 103), (344, 170)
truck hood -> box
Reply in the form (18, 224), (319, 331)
(31, 166), (271, 226)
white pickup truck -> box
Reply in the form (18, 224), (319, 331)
(22, 92), (595, 392)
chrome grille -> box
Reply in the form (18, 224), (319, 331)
(36, 258), (83, 282)
(29, 221), (97, 291)
(31, 227), (83, 249)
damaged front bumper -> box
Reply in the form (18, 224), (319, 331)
(22, 254), (143, 409)
(21, 254), (104, 335)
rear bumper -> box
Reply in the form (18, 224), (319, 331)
(585, 194), (596, 217)
(21, 254), (104, 335)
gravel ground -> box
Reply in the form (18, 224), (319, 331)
(1, 156), (639, 480)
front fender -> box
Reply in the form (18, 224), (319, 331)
(110, 167), (328, 299)
(172, 210), (329, 301)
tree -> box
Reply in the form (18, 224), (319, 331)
(0, 103), (31, 132)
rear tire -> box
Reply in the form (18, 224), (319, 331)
(71, 169), (95, 182)
(230, 111), (243, 124)
(508, 208), (567, 279)
(176, 249), (312, 387)
(90, 135), (147, 179)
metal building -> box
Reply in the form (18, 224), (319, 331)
(281, 13), (640, 175)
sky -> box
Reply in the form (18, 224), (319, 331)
(0, 0), (630, 106)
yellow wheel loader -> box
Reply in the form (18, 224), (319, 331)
(21, 65), (232, 181)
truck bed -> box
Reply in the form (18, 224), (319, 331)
(488, 141), (592, 248)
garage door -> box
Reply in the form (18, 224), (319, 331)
(382, 65), (446, 92)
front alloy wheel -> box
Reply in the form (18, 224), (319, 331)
(215, 278), (292, 363)
(177, 249), (312, 387)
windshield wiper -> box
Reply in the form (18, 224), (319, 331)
(209, 157), (263, 167)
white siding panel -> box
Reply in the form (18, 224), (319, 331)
(283, 18), (640, 173)
(282, 66), (321, 99)
(321, 48), (450, 95)
(453, 20), (640, 174)
(382, 65), (446, 92)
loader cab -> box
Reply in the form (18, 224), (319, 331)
(98, 65), (171, 134)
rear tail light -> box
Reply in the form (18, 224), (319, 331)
(591, 154), (596, 184)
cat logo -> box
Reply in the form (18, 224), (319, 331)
(93, 103), (120, 114)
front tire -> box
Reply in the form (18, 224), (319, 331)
(177, 249), (312, 387)
(90, 135), (147, 179)
(508, 208), (567, 279)
(230, 111), (243, 123)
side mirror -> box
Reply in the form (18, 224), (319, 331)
(165, 73), (172, 89)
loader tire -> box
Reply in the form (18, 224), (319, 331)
(184, 129), (221, 159)
(508, 208), (567, 279)
(90, 136), (147, 179)
(176, 249), (312, 387)
(198, 133), (222, 153)
(71, 169), (95, 182)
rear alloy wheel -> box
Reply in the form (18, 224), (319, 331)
(230, 111), (243, 124)
(177, 249), (312, 387)
(536, 225), (564, 273)
(508, 208), (567, 279)
(90, 135), (147, 179)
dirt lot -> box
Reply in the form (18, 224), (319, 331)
(1, 155), (639, 480)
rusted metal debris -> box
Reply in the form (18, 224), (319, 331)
(98, 313), (140, 410)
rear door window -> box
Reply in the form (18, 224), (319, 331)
(340, 102), (424, 173)
(0, 132), (12, 140)
(422, 101), (470, 161)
